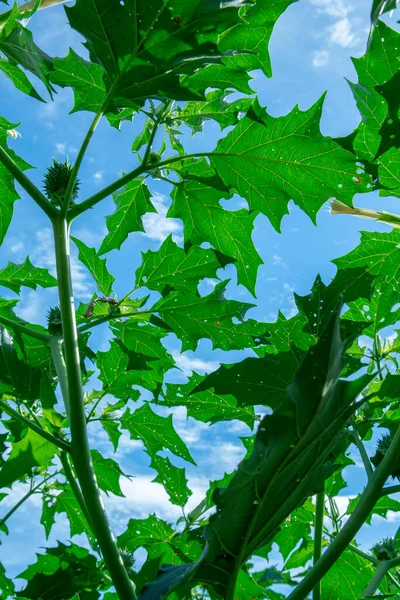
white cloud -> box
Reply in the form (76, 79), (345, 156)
(172, 351), (219, 376)
(329, 17), (358, 48)
(10, 241), (24, 253)
(55, 142), (66, 154)
(310, 0), (352, 18)
(312, 49), (330, 67)
(18, 290), (43, 322)
(142, 193), (182, 243)
(272, 254), (283, 265)
(93, 170), (104, 183)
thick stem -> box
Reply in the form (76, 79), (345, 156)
(362, 561), (389, 597)
(52, 216), (136, 600)
(312, 488), (325, 600)
(0, 399), (71, 452)
(287, 423), (400, 600)
(0, 146), (57, 218)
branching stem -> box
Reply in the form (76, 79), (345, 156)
(0, 399), (71, 452)
(313, 487), (325, 600)
(287, 422), (400, 600)
(0, 472), (57, 529)
(0, 315), (52, 343)
(352, 427), (373, 480)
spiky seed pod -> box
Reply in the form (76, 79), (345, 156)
(43, 158), (80, 206)
(120, 548), (135, 572)
(47, 306), (62, 336)
(370, 433), (400, 480)
(372, 537), (398, 561)
(148, 152), (161, 164)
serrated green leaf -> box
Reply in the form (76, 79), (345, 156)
(118, 515), (174, 556)
(0, 429), (56, 488)
(321, 550), (374, 599)
(120, 403), (195, 464)
(0, 257), (57, 294)
(163, 372), (257, 427)
(91, 449), (125, 497)
(54, 487), (93, 538)
(0, 327), (41, 399)
(0, 58), (43, 100)
(169, 160), (262, 294)
(0, 25), (54, 97)
(152, 281), (266, 352)
(210, 97), (370, 231)
(150, 455), (192, 507)
(175, 91), (252, 134)
(135, 234), (226, 295)
(71, 236), (115, 296)
(98, 178), (155, 255)
(49, 48), (106, 113)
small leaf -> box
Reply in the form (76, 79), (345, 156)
(0, 257), (57, 294)
(98, 179), (155, 255)
(120, 403), (195, 464)
(91, 449), (125, 497)
(71, 236), (115, 296)
(150, 455), (192, 507)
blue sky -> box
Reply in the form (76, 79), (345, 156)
(1, 0), (400, 594)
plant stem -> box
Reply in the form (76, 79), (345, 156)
(352, 427), (373, 480)
(362, 560), (389, 597)
(0, 315), (52, 343)
(49, 337), (70, 421)
(287, 422), (400, 600)
(313, 487), (325, 600)
(67, 151), (209, 221)
(0, 399), (71, 452)
(0, 472), (57, 529)
(59, 450), (95, 543)
(0, 146), (57, 218)
(52, 215), (136, 600)
(380, 484), (400, 497)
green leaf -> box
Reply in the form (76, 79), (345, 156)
(0, 58), (43, 101)
(0, 429), (57, 488)
(54, 487), (93, 538)
(118, 515), (175, 556)
(379, 147), (400, 196)
(196, 345), (304, 409)
(137, 562), (201, 600)
(0, 117), (32, 245)
(71, 236), (115, 296)
(210, 97), (370, 231)
(98, 178), (155, 255)
(321, 550), (374, 599)
(120, 403), (195, 464)
(333, 230), (400, 285)
(195, 305), (372, 597)
(135, 234), (227, 295)
(0, 327), (41, 400)
(150, 455), (192, 507)
(49, 49), (106, 113)
(152, 281), (266, 352)
(96, 339), (143, 400)
(175, 91), (252, 135)
(0, 257), (57, 294)
(101, 418), (122, 453)
(169, 160), (262, 294)
(0, 25), (54, 97)
(91, 449), (125, 497)
(162, 372), (257, 427)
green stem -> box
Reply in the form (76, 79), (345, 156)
(0, 146), (57, 218)
(0, 399), (71, 452)
(287, 422), (400, 600)
(52, 215), (136, 600)
(59, 451), (95, 543)
(0, 315), (52, 343)
(380, 484), (400, 497)
(67, 151), (209, 221)
(362, 561), (389, 597)
(0, 472), (57, 529)
(49, 337), (70, 421)
(313, 487), (325, 600)
(352, 427), (373, 480)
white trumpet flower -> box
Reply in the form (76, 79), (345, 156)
(6, 129), (22, 139)
(330, 199), (400, 229)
